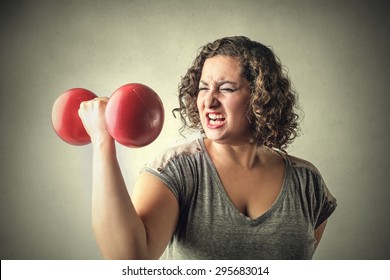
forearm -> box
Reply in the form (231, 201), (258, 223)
(91, 139), (148, 259)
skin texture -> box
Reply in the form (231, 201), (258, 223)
(78, 55), (327, 259)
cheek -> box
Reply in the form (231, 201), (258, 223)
(229, 98), (249, 115)
(196, 96), (203, 112)
(231, 99), (251, 125)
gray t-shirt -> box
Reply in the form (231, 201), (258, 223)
(142, 138), (337, 260)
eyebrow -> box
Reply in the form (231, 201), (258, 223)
(199, 80), (238, 87)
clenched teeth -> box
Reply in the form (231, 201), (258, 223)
(209, 119), (224, 125)
(208, 113), (225, 120)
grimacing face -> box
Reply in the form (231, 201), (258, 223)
(196, 55), (252, 145)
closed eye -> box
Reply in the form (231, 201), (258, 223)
(220, 87), (237, 92)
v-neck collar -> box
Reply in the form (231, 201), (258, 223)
(198, 137), (290, 226)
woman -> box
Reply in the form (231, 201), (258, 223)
(78, 36), (337, 260)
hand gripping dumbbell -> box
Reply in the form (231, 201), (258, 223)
(51, 83), (164, 148)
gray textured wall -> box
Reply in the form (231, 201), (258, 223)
(0, 0), (389, 259)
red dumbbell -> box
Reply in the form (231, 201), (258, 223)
(51, 88), (97, 145)
(51, 83), (164, 148)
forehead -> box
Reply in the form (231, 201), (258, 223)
(201, 55), (243, 81)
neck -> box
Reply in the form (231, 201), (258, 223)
(205, 138), (266, 169)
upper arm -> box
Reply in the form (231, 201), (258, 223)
(131, 171), (179, 259)
(314, 219), (328, 250)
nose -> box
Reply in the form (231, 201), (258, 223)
(204, 90), (220, 109)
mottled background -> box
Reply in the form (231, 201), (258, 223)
(0, 0), (389, 259)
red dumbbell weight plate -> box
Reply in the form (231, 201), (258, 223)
(51, 88), (97, 145)
(105, 83), (164, 148)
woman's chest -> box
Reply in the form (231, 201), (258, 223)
(175, 178), (316, 259)
(215, 163), (285, 220)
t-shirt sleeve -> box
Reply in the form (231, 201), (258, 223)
(140, 154), (183, 202)
(315, 176), (337, 228)
(288, 155), (337, 229)
(140, 148), (197, 212)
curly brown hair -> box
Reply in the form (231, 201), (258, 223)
(173, 36), (300, 150)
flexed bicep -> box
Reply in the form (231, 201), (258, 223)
(132, 172), (179, 259)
